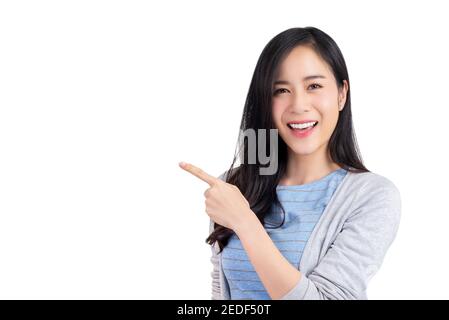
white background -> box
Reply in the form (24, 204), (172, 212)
(0, 0), (448, 299)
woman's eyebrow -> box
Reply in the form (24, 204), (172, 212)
(274, 75), (326, 85)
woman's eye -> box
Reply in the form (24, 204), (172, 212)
(273, 88), (288, 95)
(308, 83), (322, 90)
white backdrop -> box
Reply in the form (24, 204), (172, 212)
(1, 0), (448, 299)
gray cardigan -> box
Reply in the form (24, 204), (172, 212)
(209, 169), (401, 300)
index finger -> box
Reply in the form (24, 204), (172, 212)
(179, 161), (218, 186)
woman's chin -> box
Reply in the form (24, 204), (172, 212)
(287, 143), (318, 156)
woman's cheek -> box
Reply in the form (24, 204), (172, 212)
(272, 101), (285, 128)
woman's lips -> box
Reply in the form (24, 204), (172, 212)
(288, 122), (318, 138)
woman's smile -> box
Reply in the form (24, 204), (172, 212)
(287, 120), (319, 138)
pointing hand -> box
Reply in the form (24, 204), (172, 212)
(179, 161), (254, 232)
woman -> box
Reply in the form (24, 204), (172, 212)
(179, 26), (401, 300)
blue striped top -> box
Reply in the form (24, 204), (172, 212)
(221, 168), (348, 300)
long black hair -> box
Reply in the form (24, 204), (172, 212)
(206, 26), (369, 253)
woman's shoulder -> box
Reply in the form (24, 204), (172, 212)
(345, 169), (400, 197)
(343, 170), (401, 225)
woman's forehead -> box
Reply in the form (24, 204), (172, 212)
(275, 47), (334, 82)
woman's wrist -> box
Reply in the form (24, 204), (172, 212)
(233, 209), (260, 236)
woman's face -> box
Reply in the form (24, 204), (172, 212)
(272, 45), (348, 156)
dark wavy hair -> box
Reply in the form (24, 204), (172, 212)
(206, 26), (369, 253)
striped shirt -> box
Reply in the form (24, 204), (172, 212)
(221, 168), (348, 300)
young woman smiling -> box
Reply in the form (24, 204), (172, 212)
(180, 26), (401, 300)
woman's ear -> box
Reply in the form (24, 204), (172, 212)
(338, 80), (349, 111)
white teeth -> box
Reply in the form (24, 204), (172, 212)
(289, 121), (317, 129)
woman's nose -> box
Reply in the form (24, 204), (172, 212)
(290, 91), (312, 112)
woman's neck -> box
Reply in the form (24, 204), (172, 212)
(279, 147), (341, 186)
